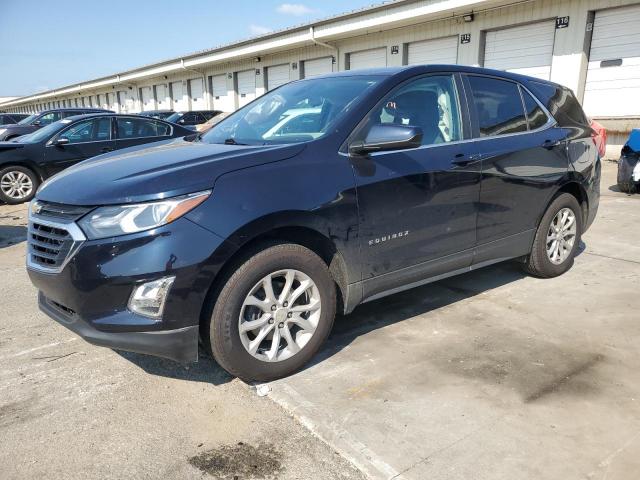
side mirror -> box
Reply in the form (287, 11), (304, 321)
(32, 120), (41, 127)
(54, 137), (70, 146)
(349, 124), (423, 156)
(178, 119), (185, 124)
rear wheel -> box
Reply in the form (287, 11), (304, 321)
(208, 243), (336, 382)
(523, 193), (583, 278)
(0, 165), (39, 204)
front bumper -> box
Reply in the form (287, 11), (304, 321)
(28, 215), (234, 363)
(39, 292), (199, 362)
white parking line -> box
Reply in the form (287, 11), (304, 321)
(0, 338), (77, 361)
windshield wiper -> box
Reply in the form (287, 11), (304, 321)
(223, 137), (248, 146)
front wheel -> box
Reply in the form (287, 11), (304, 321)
(208, 243), (336, 382)
(523, 193), (583, 278)
(0, 165), (39, 204)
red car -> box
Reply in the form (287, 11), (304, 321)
(590, 119), (607, 158)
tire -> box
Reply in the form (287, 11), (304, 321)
(208, 243), (336, 382)
(0, 165), (40, 204)
(617, 158), (637, 193)
(523, 193), (583, 278)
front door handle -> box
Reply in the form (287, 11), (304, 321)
(452, 153), (482, 166)
(101, 147), (113, 153)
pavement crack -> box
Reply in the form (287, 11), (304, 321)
(583, 251), (640, 265)
(32, 352), (78, 362)
(389, 417), (501, 479)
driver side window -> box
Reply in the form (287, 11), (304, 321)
(60, 118), (112, 144)
(362, 75), (462, 146)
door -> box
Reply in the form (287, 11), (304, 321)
(210, 74), (229, 111)
(140, 86), (155, 111)
(155, 84), (170, 110)
(189, 78), (206, 110)
(302, 57), (333, 78)
(484, 21), (555, 80)
(583, 5), (640, 117)
(237, 70), (256, 107)
(407, 36), (458, 65)
(42, 117), (114, 176)
(267, 64), (290, 90)
(351, 74), (480, 299)
(114, 116), (172, 150)
(171, 81), (186, 111)
(463, 74), (568, 263)
(348, 48), (387, 70)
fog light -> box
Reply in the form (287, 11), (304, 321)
(128, 276), (175, 319)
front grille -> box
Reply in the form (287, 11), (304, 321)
(29, 222), (74, 269)
(32, 200), (92, 221)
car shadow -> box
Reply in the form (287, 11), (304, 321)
(115, 349), (233, 386)
(0, 225), (27, 248)
(114, 248), (588, 385)
(302, 261), (532, 373)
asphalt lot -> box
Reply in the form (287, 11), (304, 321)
(1, 159), (639, 479)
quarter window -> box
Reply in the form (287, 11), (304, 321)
(467, 76), (527, 137)
(521, 88), (548, 130)
(360, 75), (462, 146)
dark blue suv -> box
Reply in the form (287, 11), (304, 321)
(26, 65), (600, 381)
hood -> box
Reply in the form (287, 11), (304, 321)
(0, 141), (25, 151)
(0, 124), (35, 137)
(37, 137), (306, 205)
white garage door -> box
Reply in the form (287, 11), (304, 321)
(140, 86), (155, 111)
(237, 70), (256, 107)
(171, 81), (187, 111)
(189, 78), (206, 110)
(210, 74), (232, 112)
(407, 36), (459, 65)
(303, 57), (333, 78)
(155, 84), (170, 110)
(583, 5), (640, 118)
(267, 64), (290, 90)
(349, 48), (387, 70)
(484, 21), (555, 80)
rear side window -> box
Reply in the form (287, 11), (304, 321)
(527, 81), (589, 128)
(521, 88), (548, 130)
(116, 118), (170, 138)
(467, 76), (527, 137)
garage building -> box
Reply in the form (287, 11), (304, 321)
(2, 0), (639, 153)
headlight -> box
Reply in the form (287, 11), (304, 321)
(78, 190), (211, 239)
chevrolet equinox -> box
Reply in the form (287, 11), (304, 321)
(27, 66), (600, 381)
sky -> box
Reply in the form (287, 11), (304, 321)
(0, 0), (381, 96)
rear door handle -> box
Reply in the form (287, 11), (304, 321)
(101, 147), (113, 153)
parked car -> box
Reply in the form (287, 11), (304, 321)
(26, 66), (600, 381)
(137, 110), (174, 120)
(590, 118), (607, 158)
(617, 129), (640, 193)
(0, 113), (192, 204)
(195, 112), (231, 132)
(0, 113), (30, 125)
(166, 110), (222, 131)
(0, 108), (111, 141)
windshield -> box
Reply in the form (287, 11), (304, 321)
(17, 114), (39, 125)
(202, 76), (381, 146)
(166, 112), (182, 123)
(14, 118), (72, 143)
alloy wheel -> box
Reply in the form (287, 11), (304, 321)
(546, 207), (577, 265)
(0, 170), (33, 200)
(238, 269), (321, 362)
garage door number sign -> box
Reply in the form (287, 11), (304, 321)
(556, 16), (570, 29)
